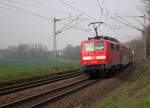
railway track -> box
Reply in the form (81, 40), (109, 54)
(0, 77), (99, 108)
(0, 68), (80, 86)
(0, 71), (83, 96)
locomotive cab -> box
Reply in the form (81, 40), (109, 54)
(80, 36), (131, 78)
(81, 39), (109, 78)
(81, 40), (108, 65)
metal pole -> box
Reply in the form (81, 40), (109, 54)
(143, 14), (147, 61)
(53, 17), (57, 71)
(132, 40), (135, 61)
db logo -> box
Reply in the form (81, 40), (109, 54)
(91, 61), (97, 63)
(92, 56), (95, 59)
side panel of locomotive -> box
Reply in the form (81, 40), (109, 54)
(107, 41), (122, 68)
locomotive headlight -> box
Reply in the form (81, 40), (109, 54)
(83, 56), (92, 60)
(96, 56), (106, 59)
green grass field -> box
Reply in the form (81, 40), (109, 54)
(0, 59), (80, 82)
(93, 62), (150, 108)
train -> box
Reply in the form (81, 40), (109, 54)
(80, 36), (133, 78)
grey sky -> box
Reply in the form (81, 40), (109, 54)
(0, 0), (144, 50)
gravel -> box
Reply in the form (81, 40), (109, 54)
(44, 65), (134, 108)
(0, 74), (86, 106)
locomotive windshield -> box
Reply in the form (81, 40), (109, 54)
(83, 42), (105, 51)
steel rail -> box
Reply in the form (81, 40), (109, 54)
(0, 71), (83, 96)
(32, 79), (99, 108)
(0, 77), (96, 108)
(0, 68), (80, 85)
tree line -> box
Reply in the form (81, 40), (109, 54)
(127, 38), (143, 62)
(144, 0), (150, 58)
(0, 44), (80, 61)
(127, 0), (150, 61)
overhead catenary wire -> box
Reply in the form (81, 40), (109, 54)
(101, 0), (110, 21)
(114, 13), (145, 28)
(86, 0), (107, 20)
(4, 0), (71, 15)
(57, 22), (90, 37)
(87, 0), (114, 36)
(111, 17), (140, 32)
(63, 18), (88, 31)
(0, 0), (132, 40)
(0, 0), (53, 21)
(6, 0), (36, 7)
(56, 16), (89, 36)
(113, 15), (143, 32)
(0, 3), (10, 9)
(86, 0), (107, 21)
(57, 15), (82, 33)
(57, 0), (97, 21)
(96, 0), (104, 20)
(105, 14), (121, 35)
(0, 0), (91, 35)
(107, 24), (121, 36)
(1, 0), (90, 25)
(32, 0), (71, 15)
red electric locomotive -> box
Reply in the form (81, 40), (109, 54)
(80, 36), (132, 78)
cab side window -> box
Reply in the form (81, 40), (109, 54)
(108, 43), (111, 49)
(111, 43), (114, 50)
(117, 45), (119, 51)
(110, 43), (119, 51)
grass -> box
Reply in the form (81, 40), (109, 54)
(92, 62), (150, 108)
(0, 59), (80, 82)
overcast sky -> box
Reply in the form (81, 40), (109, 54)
(0, 0), (145, 50)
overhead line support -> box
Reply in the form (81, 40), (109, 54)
(53, 17), (60, 71)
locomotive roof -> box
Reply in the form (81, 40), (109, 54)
(88, 36), (119, 42)
(81, 36), (131, 50)
(82, 36), (120, 44)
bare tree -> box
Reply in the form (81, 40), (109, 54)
(144, 0), (150, 58)
(61, 44), (80, 61)
(0, 44), (51, 59)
